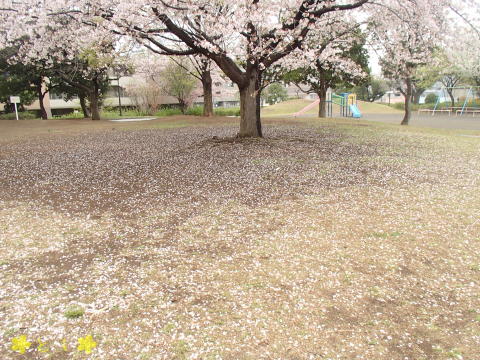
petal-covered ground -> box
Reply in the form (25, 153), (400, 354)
(0, 117), (479, 359)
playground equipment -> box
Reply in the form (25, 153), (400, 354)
(418, 86), (480, 116)
(329, 92), (362, 118)
(457, 87), (480, 116)
(292, 91), (362, 118)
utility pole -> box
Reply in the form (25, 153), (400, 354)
(117, 75), (122, 116)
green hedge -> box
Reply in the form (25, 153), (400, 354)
(424, 93), (438, 104)
(214, 107), (240, 116)
(3, 106), (241, 120)
(156, 106), (240, 117)
(0, 112), (37, 120)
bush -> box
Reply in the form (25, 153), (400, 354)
(214, 107), (240, 116)
(424, 93), (438, 104)
(159, 106), (240, 117)
(179, 106), (240, 117)
(155, 108), (183, 117)
(0, 111), (37, 120)
(185, 106), (204, 116)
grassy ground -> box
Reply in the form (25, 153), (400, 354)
(356, 101), (403, 114)
(2, 106), (240, 121)
(0, 116), (479, 359)
(262, 99), (402, 117)
(4, 99), (393, 121)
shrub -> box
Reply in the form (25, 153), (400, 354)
(214, 107), (240, 116)
(0, 112), (37, 120)
(424, 93), (438, 104)
(155, 108), (183, 117)
(157, 106), (240, 117)
(185, 106), (204, 116)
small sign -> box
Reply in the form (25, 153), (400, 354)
(10, 96), (20, 120)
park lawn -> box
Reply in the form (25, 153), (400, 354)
(0, 116), (479, 359)
(261, 99), (318, 117)
(355, 101), (403, 115)
(261, 99), (403, 118)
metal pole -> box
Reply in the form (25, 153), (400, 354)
(117, 76), (122, 116)
(14, 102), (19, 120)
(460, 87), (471, 116)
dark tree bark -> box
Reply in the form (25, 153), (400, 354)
(79, 94), (90, 118)
(317, 80), (327, 118)
(201, 70), (214, 117)
(238, 68), (261, 138)
(88, 79), (102, 120)
(412, 88), (424, 105)
(401, 77), (413, 126)
(447, 88), (455, 107)
(57, 73), (101, 120)
(89, 92), (101, 120)
(318, 93), (327, 118)
(36, 81), (48, 120)
(89, 83), (101, 120)
(255, 74), (263, 137)
(178, 99), (188, 114)
(441, 75), (461, 106)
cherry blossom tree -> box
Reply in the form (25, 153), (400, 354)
(445, 1), (480, 90)
(448, 0), (480, 37)
(0, 3), (130, 120)
(0, 0), (372, 137)
(370, 0), (447, 125)
(432, 51), (464, 106)
(1, 0), (454, 130)
(283, 19), (369, 118)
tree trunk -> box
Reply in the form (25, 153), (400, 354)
(177, 96), (188, 114)
(401, 78), (413, 126)
(412, 89), (423, 105)
(255, 75), (263, 137)
(79, 94), (90, 118)
(317, 88), (328, 118)
(37, 83), (48, 120)
(202, 70), (214, 117)
(447, 89), (455, 107)
(89, 90), (101, 120)
(238, 69), (261, 138)
(89, 79), (101, 120)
